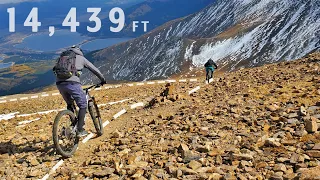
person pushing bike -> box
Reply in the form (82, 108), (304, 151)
(204, 58), (218, 81)
(53, 45), (106, 137)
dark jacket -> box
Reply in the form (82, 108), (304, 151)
(56, 48), (105, 83)
(204, 59), (218, 69)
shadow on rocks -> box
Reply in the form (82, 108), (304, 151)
(0, 139), (55, 156)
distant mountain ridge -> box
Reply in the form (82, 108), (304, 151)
(83, 0), (320, 84)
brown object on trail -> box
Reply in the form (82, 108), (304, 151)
(161, 83), (175, 97)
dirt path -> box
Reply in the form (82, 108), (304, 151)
(0, 81), (202, 179)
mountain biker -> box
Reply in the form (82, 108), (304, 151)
(53, 45), (106, 137)
(204, 58), (218, 80)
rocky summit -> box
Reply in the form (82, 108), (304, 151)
(0, 53), (320, 179)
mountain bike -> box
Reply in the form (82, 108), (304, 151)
(53, 84), (103, 158)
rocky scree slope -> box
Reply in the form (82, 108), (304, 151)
(74, 53), (320, 180)
(83, 0), (319, 84)
(2, 53), (317, 179)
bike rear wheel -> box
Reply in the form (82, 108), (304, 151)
(207, 70), (213, 83)
(88, 100), (103, 136)
(53, 110), (79, 158)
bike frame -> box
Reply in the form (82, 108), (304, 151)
(84, 85), (102, 121)
(69, 84), (101, 131)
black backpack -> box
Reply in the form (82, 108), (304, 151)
(53, 50), (77, 79)
(205, 59), (218, 69)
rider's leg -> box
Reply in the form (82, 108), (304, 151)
(57, 84), (73, 108)
(58, 82), (88, 136)
(57, 83), (77, 126)
(206, 68), (209, 80)
(210, 68), (215, 79)
(57, 84), (76, 114)
(77, 108), (87, 133)
(67, 104), (75, 113)
(68, 84), (87, 134)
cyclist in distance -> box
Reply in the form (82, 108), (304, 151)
(204, 58), (218, 81)
(53, 45), (106, 137)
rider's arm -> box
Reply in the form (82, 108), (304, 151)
(83, 57), (106, 82)
(211, 61), (218, 69)
(213, 62), (218, 69)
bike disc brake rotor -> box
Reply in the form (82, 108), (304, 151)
(61, 126), (76, 139)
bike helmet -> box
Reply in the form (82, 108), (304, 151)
(71, 45), (83, 53)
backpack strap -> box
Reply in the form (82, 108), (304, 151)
(71, 52), (77, 74)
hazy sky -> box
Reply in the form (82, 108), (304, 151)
(0, 0), (45, 4)
(105, 0), (143, 5)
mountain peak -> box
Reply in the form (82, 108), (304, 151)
(83, 0), (319, 84)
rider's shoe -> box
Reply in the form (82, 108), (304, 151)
(77, 130), (89, 138)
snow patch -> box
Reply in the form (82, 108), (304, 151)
(237, 0), (252, 5)
(184, 42), (195, 60)
(192, 26), (259, 67)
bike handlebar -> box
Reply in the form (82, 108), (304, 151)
(83, 83), (103, 91)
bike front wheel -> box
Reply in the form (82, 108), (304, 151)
(53, 110), (79, 158)
(88, 100), (103, 136)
